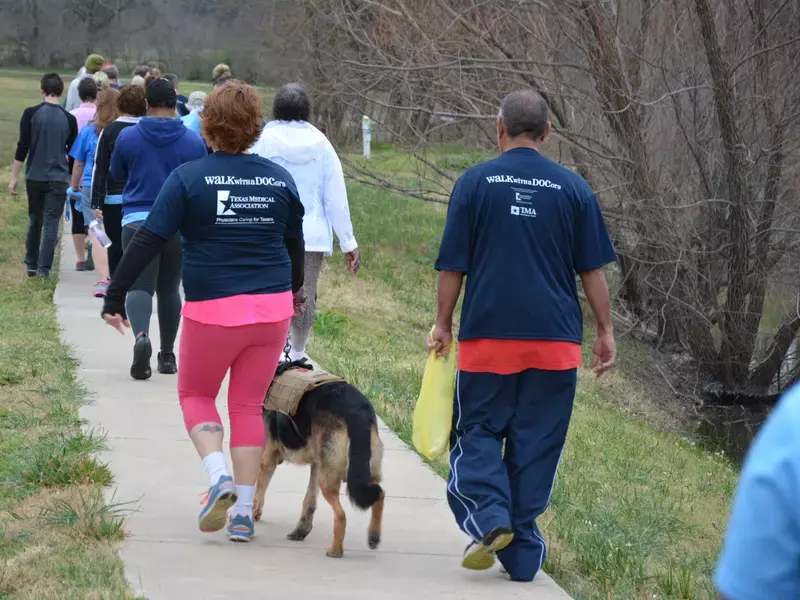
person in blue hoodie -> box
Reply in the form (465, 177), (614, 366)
(111, 77), (207, 381)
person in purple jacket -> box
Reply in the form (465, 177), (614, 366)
(110, 77), (207, 381)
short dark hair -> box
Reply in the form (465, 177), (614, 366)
(163, 73), (179, 87)
(499, 90), (549, 140)
(102, 65), (119, 80)
(40, 73), (64, 97)
(133, 65), (150, 78)
(145, 78), (177, 109)
(272, 83), (311, 122)
(78, 77), (98, 102)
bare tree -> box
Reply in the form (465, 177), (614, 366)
(305, 0), (800, 398)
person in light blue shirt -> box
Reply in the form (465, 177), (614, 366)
(715, 385), (800, 600)
(181, 91), (206, 136)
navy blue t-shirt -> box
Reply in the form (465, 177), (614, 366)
(435, 147), (616, 344)
(142, 152), (304, 302)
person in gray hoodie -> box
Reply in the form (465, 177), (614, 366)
(250, 83), (359, 362)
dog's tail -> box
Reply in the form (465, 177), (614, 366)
(344, 407), (383, 510)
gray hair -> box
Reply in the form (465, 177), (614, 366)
(498, 90), (549, 140)
(102, 65), (119, 80)
(272, 83), (311, 122)
(187, 90), (207, 111)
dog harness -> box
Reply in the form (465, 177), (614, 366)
(263, 367), (346, 416)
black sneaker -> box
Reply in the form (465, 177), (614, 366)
(26, 269), (37, 278)
(157, 352), (177, 375)
(130, 334), (152, 380)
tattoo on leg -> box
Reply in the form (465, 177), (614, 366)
(198, 423), (223, 434)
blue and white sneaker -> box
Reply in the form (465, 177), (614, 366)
(227, 513), (255, 543)
(198, 475), (237, 533)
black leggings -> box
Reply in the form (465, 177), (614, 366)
(69, 197), (86, 235)
(103, 204), (123, 277)
(121, 222), (182, 354)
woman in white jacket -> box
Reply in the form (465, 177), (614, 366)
(251, 83), (360, 361)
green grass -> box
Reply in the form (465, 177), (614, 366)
(0, 68), (738, 599)
(0, 171), (137, 597)
(308, 181), (736, 600)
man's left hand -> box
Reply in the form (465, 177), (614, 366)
(345, 249), (360, 275)
(590, 331), (616, 377)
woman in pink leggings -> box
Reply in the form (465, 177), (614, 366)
(101, 81), (306, 543)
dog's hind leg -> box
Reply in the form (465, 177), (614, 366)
(287, 464), (318, 541)
(321, 485), (347, 558)
(368, 480), (385, 550)
(253, 446), (280, 522)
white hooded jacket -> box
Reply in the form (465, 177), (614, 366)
(251, 121), (357, 255)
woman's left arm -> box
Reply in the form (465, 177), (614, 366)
(285, 182), (305, 294)
(321, 143), (358, 253)
(102, 172), (186, 326)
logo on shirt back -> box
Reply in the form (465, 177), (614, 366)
(511, 205), (537, 218)
(217, 190), (236, 216)
(215, 189), (276, 225)
(486, 175), (562, 190)
(204, 175), (286, 187)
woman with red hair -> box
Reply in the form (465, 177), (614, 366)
(101, 80), (306, 543)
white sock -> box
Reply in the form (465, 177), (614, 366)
(202, 452), (229, 487)
(232, 485), (256, 518)
(289, 349), (306, 362)
(289, 325), (311, 361)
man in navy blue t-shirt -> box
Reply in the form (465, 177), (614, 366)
(429, 90), (617, 581)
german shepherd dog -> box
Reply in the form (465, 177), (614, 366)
(254, 360), (385, 558)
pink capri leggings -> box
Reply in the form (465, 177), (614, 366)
(178, 317), (290, 447)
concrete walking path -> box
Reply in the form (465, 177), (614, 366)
(55, 235), (571, 599)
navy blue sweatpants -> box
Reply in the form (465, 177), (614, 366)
(447, 367), (577, 581)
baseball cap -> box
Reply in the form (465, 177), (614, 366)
(145, 77), (177, 107)
(85, 54), (105, 73)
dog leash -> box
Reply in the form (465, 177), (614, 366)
(282, 336), (292, 363)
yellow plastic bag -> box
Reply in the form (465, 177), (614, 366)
(412, 328), (457, 460)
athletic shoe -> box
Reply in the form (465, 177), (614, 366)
(130, 334), (152, 381)
(157, 352), (178, 375)
(85, 243), (95, 271)
(93, 280), (109, 298)
(26, 269), (37, 278)
(227, 513), (255, 543)
(198, 476), (237, 533)
(75, 261), (90, 271)
(461, 526), (515, 571)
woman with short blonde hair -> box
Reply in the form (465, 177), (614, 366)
(93, 70), (110, 90)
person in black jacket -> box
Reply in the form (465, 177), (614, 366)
(163, 73), (190, 117)
(91, 85), (147, 277)
(10, 73), (78, 277)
